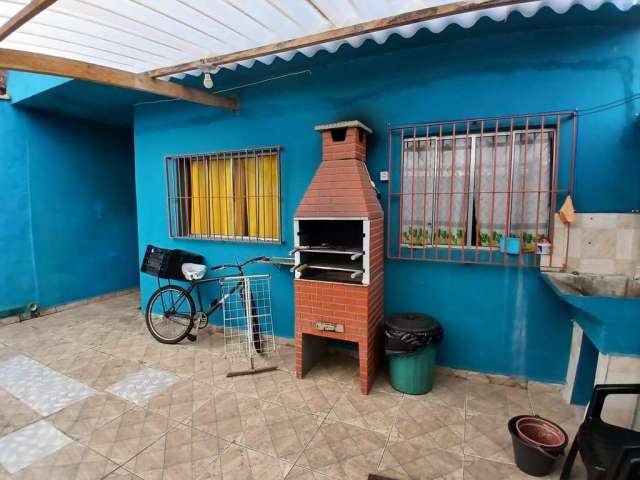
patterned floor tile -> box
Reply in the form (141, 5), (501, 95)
(0, 420), (73, 474)
(253, 401), (323, 461)
(285, 466), (331, 479)
(0, 355), (96, 416)
(106, 367), (180, 405)
(28, 340), (92, 371)
(65, 353), (144, 390)
(82, 407), (176, 465)
(190, 389), (261, 439)
(192, 354), (239, 391)
(146, 379), (214, 422)
(0, 465), (10, 480)
(265, 377), (347, 416)
(466, 382), (531, 417)
(463, 456), (530, 480)
(529, 387), (585, 428)
(124, 424), (228, 479)
(464, 414), (514, 464)
(390, 399), (465, 454)
(104, 467), (144, 479)
(190, 327), (226, 355)
(0, 323), (40, 346)
(11, 441), (119, 480)
(231, 369), (297, 400)
(327, 389), (401, 434)
(0, 388), (40, 436)
(302, 353), (360, 385)
(295, 419), (387, 479)
(151, 347), (204, 378)
(203, 443), (292, 480)
(0, 344), (17, 362)
(48, 392), (135, 441)
(191, 390), (322, 461)
(378, 444), (464, 480)
(410, 373), (469, 410)
(263, 345), (296, 373)
(100, 337), (177, 365)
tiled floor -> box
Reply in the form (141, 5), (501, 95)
(0, 293), (588, 479)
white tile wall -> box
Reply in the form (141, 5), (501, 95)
(545, 213), (640, 275)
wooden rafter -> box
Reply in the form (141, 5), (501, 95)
(0, 0), (58, 41)
(0, 48), (238, 110)
(146, 0), (536, 78)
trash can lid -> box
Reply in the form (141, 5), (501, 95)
(384, 313), (441, 333)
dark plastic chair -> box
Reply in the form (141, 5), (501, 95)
(561, 384), (640, 480)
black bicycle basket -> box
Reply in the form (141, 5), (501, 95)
(140, 244), (204, 281)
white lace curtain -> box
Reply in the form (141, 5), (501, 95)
(401, 131), (552, 248)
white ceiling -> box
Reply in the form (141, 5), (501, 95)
(0, 0), (637, 79)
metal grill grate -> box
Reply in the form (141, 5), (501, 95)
(220, 274), (276, 360)
(386, 112), (577, 268)
(166, 147), (281, 242)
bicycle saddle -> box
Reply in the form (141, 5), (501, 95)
(181, 263), (206, 280)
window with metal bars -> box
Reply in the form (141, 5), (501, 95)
(166, 147), (281, 242)
(0, 70), (7, 96)
(387, 113), (576, 267)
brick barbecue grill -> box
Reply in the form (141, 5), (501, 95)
(292, 121), (384, 394)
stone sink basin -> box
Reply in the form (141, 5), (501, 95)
(542, 272), (640, 355)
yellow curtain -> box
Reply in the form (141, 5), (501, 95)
(245, 154), (279, 240)
(189, 155), (278, 239)
(189, 161), (208, 235)
(233, 159), (246, 236)
(190, 158), (234, 236)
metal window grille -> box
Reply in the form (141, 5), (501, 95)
(0, 70), (6, 96)
(166, 146), (281, 242)
(386, 112), (577, 267)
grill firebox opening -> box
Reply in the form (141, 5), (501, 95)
(293, 219), (367, 284)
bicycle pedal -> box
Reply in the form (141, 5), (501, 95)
(186, 334), (197, 342)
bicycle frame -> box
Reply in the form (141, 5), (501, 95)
(157, 266), (248, 320)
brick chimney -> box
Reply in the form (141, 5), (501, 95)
(294, 121), (382, 220)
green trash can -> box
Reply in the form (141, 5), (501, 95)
(385, 313), (443, 395)
(389, 345), (437, 394)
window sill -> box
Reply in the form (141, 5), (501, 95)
(173, 235), (283, 245)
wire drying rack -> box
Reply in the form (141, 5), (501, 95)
(220, 274), (277, 376)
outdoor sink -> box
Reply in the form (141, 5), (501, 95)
(542, 272), (640, 355)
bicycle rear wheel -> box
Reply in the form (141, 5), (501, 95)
(145, 285), (195, 344)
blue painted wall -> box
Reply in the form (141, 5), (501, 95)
(0, 75), (139, 315)
(0, 102), (37, 314)
(134, 7), (640, 383)
(8, 71), (71, 103)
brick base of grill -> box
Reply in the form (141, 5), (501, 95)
(294, 276), (384, 395)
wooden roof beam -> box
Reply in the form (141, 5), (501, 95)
(0, 0), (58, 41)
(145, 0), (536, 78)
(0, 48), (238, 110)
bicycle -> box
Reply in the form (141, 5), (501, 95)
(143, 256), (270, 347)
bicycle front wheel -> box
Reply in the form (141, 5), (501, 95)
(145, 285), (195, 344)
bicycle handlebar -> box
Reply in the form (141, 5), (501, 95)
(210, 256), (270, 272)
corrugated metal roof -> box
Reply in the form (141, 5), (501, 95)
(0, 0), (637, 80)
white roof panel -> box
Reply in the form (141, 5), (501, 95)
(0, 0), (637, 79)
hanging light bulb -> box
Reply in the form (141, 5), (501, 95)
(203, 71), (214, 89)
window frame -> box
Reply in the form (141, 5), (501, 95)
(399, 128), (556, 250)
(165, 146), (282, 244)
